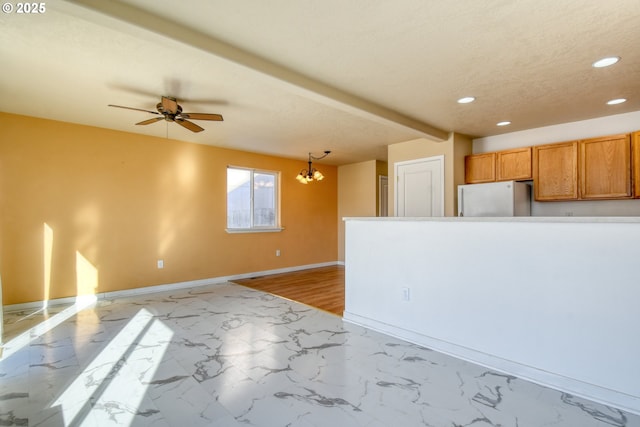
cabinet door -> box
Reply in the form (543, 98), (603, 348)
(533, 141), (579, 201)
(580, 134), (631, 199)
(634, 132), (640, 198)
(465, 153), (495, 184)
(496, 147), (532, 181)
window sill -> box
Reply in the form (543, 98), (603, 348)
(225, 227), (284, 234)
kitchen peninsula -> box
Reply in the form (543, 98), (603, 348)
(344, 216), (640, 415)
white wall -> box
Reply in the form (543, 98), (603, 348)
(344, 217), (640, 415)
(472, 111), (640, 217)
(531, 198), (640, 216)
(473, 110), (640, 153)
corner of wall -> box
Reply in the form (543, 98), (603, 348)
(452, 133), (473, 215)
(337, 160), (379, 261)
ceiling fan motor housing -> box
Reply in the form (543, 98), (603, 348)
(156, 102), (182, 121)
(108, 95), (222, 133)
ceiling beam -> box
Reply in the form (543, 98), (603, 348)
(64, 0), (449, 142)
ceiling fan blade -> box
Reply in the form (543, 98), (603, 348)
(136, 117), (164, 126)
(107, 83), (159, 98)
(108, 104), (160, 115)
(180, 98), (228, 106)
(180, 113), (223, 121)
(161, 96), (179, 115)
(175, 118), (204, 133)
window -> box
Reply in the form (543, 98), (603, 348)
(226, 167), (281, 232)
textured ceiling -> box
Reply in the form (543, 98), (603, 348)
(1, 0), (639, 165)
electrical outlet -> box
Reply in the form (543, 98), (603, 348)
(157, 259), (164, 269)
(402, 287), (410, 301)
(276, 249), (281, 257)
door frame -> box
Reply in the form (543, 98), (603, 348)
(378, 175), (388, 217)
(394, 155), (445, 217)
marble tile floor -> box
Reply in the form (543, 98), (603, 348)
(1, 282), (638, 427)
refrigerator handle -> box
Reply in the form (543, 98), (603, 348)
(458, 188), (463, 216)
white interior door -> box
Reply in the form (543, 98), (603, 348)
(395, 156), (444, 217)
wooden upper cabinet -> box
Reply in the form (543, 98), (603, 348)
(466, 132), (637, 201)
(634, 132), (640, 199)
(465, 152), (495, 184)
(580, 134), (631, 200)
(496, 147), (532, 181)
(533, 141), (579, 201)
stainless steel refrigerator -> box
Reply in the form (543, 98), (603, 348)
(457, 181), (531, 217)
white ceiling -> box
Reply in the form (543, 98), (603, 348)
(1, 0), (639, 165)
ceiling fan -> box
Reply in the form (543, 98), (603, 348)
(108, 96), (223, 133)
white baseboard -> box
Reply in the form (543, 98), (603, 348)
(343, 311), (640, 416)
(4, 261), (340, 313)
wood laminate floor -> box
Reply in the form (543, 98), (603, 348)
(232, 265), (345, 316)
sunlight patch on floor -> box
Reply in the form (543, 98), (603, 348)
(52, 308), (173, 425)
(1, 296), (97, 360)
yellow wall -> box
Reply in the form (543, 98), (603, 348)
(337, 160), (383, 261)
(0, 113), (338, 305)
(387, 134), (472, 216)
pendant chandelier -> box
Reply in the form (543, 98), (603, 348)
(296, 151), (331, 184)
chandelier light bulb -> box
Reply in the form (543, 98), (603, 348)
(296, 150), (331, 183)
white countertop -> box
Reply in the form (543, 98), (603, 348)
(343, 216), (640, 223)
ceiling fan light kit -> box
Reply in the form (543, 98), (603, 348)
(297, 151), (331, 184)
(108, 96), (223, 133)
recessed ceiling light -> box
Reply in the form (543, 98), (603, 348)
(592, 56), (620, 68)
(607, 98), (626, 105)
(457, 96), (475, 104)
(497, 121), (511, 126)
